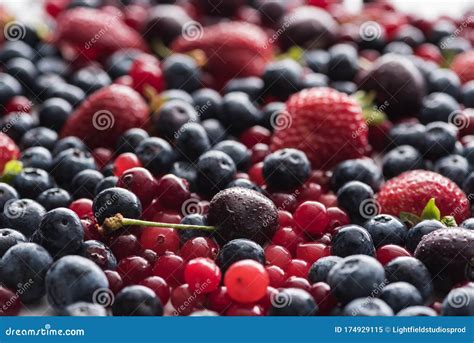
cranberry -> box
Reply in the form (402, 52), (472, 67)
(278, 210), (295, 228)
(309, 170), (331, 192)
(171, 284), (204, 316)
(151, 210), (182, 224)
(141, 249), (158, 265)
(224, 259), (269, 304)
(264, 245), (291, 270)
(104, 270), (124, 294)
(109, 234), (142, 260)
(113, 153), (142, 177)
(285, 259), (309, 278)
(257, 286), (278, 312)
(140, 227), (180, 256)
(294, 201), (329, 236)
(376, 244), (411, 265)
(69, 198), (93, 218)
(248, 162), (265, 186)
(251, 143), (271, 163)
(270, 192), (298, 213)
(139, 276), (170, 305)
(184, 258), (221, 293)
(240, 126), (271, 148)
(4, 96), (32, 114)
(296, 182), (322, 203)
(265, 265), (286, 288)
(181, 237), (219, 261)
(283, 276), (311, 291)
(117, 256), (151, 285)
(0, 287), (21, 316)
(309, 282), (337, 315)
(326, 207), (350, 234)
(129, 54), (165, 95)
(225, 304), (263, 316)
(318, 193), (337, 207)
(156, 174), (191, 211)
(271, 226), (304, 255)
(296, 243), (330, 265)
(152, 253), (185, 287)
(117, 167), (157, 207)
(207, 286), (233, 314)
(81, 217), (101, 241)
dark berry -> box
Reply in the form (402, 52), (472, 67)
(79, 240), (117, 270)
(269, 288), (318, 316)
(460, 218), (474, 230)
(219, 92), (262, 134)
(382, 145), (424, 179)
(384, 41), (413, 55)
(135, 137), (176, 176)
(420, 92), (460, 124)
(389, 122), (426, 150)
(308, 256), (342, 284)
(0, 182), (18, 209)
(0, 72), (22, 106)
(175, 123), (211, 161)
(363, 214), (407, 248)
(20, 127), (58, 151)
(52, 148), (96, 187)
(343, 298), (393, 316)
(52, 137), (86, 156)
(331, 158), (382, 192)
(331, 224), (375, 257)
(106, 49), (141, 80)
(336, 181), (376, 225)
(38, 97), (72, 132)
(216, 238), (265, 274)
(226, 178), (262, 193)
(163, 54), (201, 93)
(441, 286), (474, 316)
(95, 176), (118, 195)
(195, 150), (236, 196)
(380, 281), (423, 313)
(213, 140), (251, 171)
(93, 187), (142, 225)
(4, 57), (37, 89)
(36, 187), (72, 211)
(406, 219), (445, 253)
(44, 83), (85, 107)
(0, 199), (46, 237)
(434, 154), (470, 187)
(59, 302), (107, 316)
(327, 44), (358, 81)
(397, 306), (437, 316)
(201, 119), (226, 145)
(154, 100), (198, 141)
(262, 59), (303, 100)
(224, 77), (263, 102)
(0, 228), (26, 257)
(178, 214), (211, 243)
(263, 148), (311, 191)
(462, 81), (474, 108)
(169, 161), (197, 191)
(192, 88), (222, 120)
(0, 112), (36, 142)
(0, 41), (35, 64)
(70, 65), (111, 95)
(71, 169), (104, 199)
(116, 128), (149, 155)
(304, 49), (330, 74)
(427, 68), (461, 100)
(12, 168), (54, 199)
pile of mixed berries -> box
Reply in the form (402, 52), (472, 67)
(0, 0), (473, 317)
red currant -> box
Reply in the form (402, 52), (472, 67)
(318, 193), (337, 207)
(265, 265), (286, 288)
(285, 259), (309, 278)
(248, 162), (265, 186)
(108, 234), (142, 260)
(69, 198), (93, 218)
(81, 217), (101, 241)
(104, 270), (124, 294)
(140, 226), (180, 256)
(92, 148), (113, 169)
(113, 153), (142, 177)
(296, 182), (322, 203)
(0, 287), (21, 316)
(271, 226), (304, 255)
(251, 143), (271, 163)
(4, 96), (32, 114)
(278, 210), (295, 228)
(283, 276), (311, 291)
(117, 167), (157, 208)
(152, 253), (185, 287)
(270, 192), (298, 213)
(207, 286), (232, 314)
(264, 244), (291, 270)
(224, 260), (269, 304)
(309, 282), (337, 315)
(138, 276), (170, 305)
(294, 201), (329, 236)
(239, 126), (271, 148)
(376, 244), (411, 265)
(117, 256), (152, 285)
(326, 207), (350, 234)
(171, 284), (204, 316)
(156, 174), (191, 211)
(129, 54), (165, 95)
(181, 237), (219, 261)
(184, 258), (221, 293)
(296, 243), (330, 264)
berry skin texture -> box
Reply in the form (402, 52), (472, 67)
(140, 227), (180, 256)
(0, 228), (26, 258)
(92, 187), (142, 225)
(112, 285), (163, 316)
(379, 281), (423, 313)
(308, 256), (342, 284)
(0, 287), (21, 316)
(294, 201), (329, 236)
(216, 238), (265, 274)
(362, 214), (407, 248)
(269, 288), (318, 316)
(270, 87), (369, 170)
(263, 148), (311, 191)
(184, 258), (221, 294)
(331, 225), (375, 257)
(451, 50), (474, 84)
(441, 286), (474, 316)
(224, 259), (269, 304)
(343, 298), (393, 316)
(376, 170), (471, 223)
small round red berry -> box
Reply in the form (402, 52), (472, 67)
(251, 143), (271, 163)
(117, 167), (157, 208)
(296, 243), (330, 265)
(207, 286), (233, 314)
(294, 201), (329, 236)
(272, 226), (304, 255)
(140, 226), (180, 256)
(248, 162), (265, 186)
(114, 152), (142, 176)
(184, 258), (221, 293)
(309, 282), (337, 315)
(171, 284), (204, 316)
(109, 234), (142, 261)
(285, 259), (309, 278)
(152, 253), (185, 287)
(224, 259), (269, 304)
(69, 198), (93, 218)
(81, 217), (101, 241)
(326, 207), (350, 234)
(225, 304), (263, 316)
(264, 244), (292, 270)
(270, 192), (298, 213)
(138, 276), (170, 305)
(0, 287), (21, 316)
(129, 54), (165, 95)
(265, 265), (286, 288)
(156, 174), (191, 211)
(376, 244), (411, 265)
(296, 182), (322, 203)
(278, 210), (295, 228)
(283, 276), (311, 291)
(240, 126), (271, 148)
(92, 148), (113, 169)
(104, 270), (124, 294)
(318, 193), (337, 207)
(180, 237), (219, 261)
(117, 256), (152, 285)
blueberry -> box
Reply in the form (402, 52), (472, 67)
(213, 140), (251, 171)
(0, 112), (36, 142)
(70, 65), (111, 95)
(0, 182), (18, 210)
(0, 228), (26, 257)
(34, 74), (66, 100)
(163, 54), (202, 93)
(52, 137), (87, 156)
(257, 0), (284, 27)
(36, 188), (72, 211)
(460, 218), (474, 230)
(302, 73), (329, 89)
(36, 57), (69, 77)
(379, 282), (423, 313)
(331, 158), (382, 192)
(389, 122), (426, 150)
(59, 302), (107, 316)
(363, 214), (407, 248)
(219, 92), (262, 133)
(384, 256), (434, 301)
(31, 208), (83, 257)
(331, 224), (375, 257)
(262, 59), (303, 100)
(336, 181), (376, 224)
(427, 68), (461, 100)
(441, 286), (474, 316)
(434, 154), (470, 187)
(79, 240), (117, 270)
(0, 243), (53, 303)
(44, 83), (85, 107)
(226, 178), (263, 193)
(175, 123), (211, 161)
(224, 77), (263, 102)
(112, 285), (163, 316)
(160, 89), (195, 105)
(5, 57), (38, 89)
(327, 44), (358, 81)
(382, 145), (425, 179)
(0, 41), (35, 64)
(179, 214), (211, 244)
(406, 219), (445, 253)
(263, 148), (311, 191)
(195, 150), (236, 196)
(154, 100), (198, 140)
(330, 81), (356, 94)
(384, 41), (413, 55)
(440, 37), (471, 55)
(396, 306), (437, 316)
(461, 81), (474, 108)
(135, 137), (176, 175)
(169, 161), (197, 189)
(94, 176), (118, 195)
(420, 92), (460, 124)
(343, 298), (393, 316)
(304, 49), (330, 74)
(13, 168), (55, 199)
(420, 122), (457, 161)
(328, 255), (385, 304)
(269, 288), (318, 316)
(20, 127), (58, 151)
(0, 72), (22, 105)
(393, 25), (425, 47)
(105, 49), (141, 79)
(192, 88), (222, 120)
(201, 119), (227, 145)
(429, 20), (455, 44)
(216, 238), (265, 274)
(116, 128), (149, 155)
(52, 148), (97, 187)
(308, 256), (342, 284)
(71, 169), (104, 199)
(259, 102), (285, 131)
(38, 97), (73, 132)
(45, 255), (109, 309)
(93, 187), (142, 225)
(0, 199), (46, 237)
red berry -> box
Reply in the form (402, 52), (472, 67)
(109, 234), (141, 260)
(156, 174), (191, 211)
(104, 270), (124, 294)
(248, 162), (265, 186)
(92, 147), (113, 169)
(240, 126), (271, 148)
(152, 253), (185, 287)
(180, 237), (219, 261)
(4, 96), (32, 114)
(117, 256), (152, 285)
(0, 287), (21, 316)
(326, 207), (350, 234)
(296, 182), (323, 204)
(272, 226), (304, 255)
(184, 258), (221, 293)
(129, 54), (165, 94)
(264, 244), (292, 270)
(415, 43), (442, 65)
(278, 210), (295, 228)
(69, 198), (93, 218)
(151, 210), (182, 224)
(0, 133), (20, 173)
(138, 276), (170, 305)
(81, 217), (101, 241)
(171, 284), (205, 316)
(283, 276), (311, 291)
(265, 265), (286, 288)
(270, 192), (298, 213)
(285, 259), (309, 278)
(257, 286), (278, 312)
(251, 143), (271, 163)
(140, 226), (179, 256)
(296, 243), (330, 264)
(225, 304), (263, 316)
(207, 286), (232, 314)
(318, 193), (337, 207)
(224, 260), (269, 304)
(376, 244), (411, 265)
(141, 249), (158, 265)
(117, 167), (157, 208)
(294, 201), (329, 236)
(309, 282), (337, 315)
(114, 153), (142, 177)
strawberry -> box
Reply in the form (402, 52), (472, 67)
(376, 170), (470, 223)
(172, 21), (273, 89)
(60, 85), (149, 149)
(270, 87), (369, 169)
(55, 7), (147, 63)
(451, 50), (474, 84)
(0, 132), (19, 173)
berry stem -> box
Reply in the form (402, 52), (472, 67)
(101, 214), (215, 234)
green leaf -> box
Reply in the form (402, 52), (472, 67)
(276, 46), (304, 62)
(1, 160), (22, 184)
(352, 91), (387, 126)
(420, 198), (441, 221)
(440, 216), (457, 227)
(399, 212), (421, 227)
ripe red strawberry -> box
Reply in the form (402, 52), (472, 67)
(270, 87), (369, 169)
(55, 7), (147, 62)
(0, 132), (20, 173)
(451, 50), (474, 84)
(172, 21), (273, 89)
(61, 85), (149, 149)
(376, 170), (471, 223)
